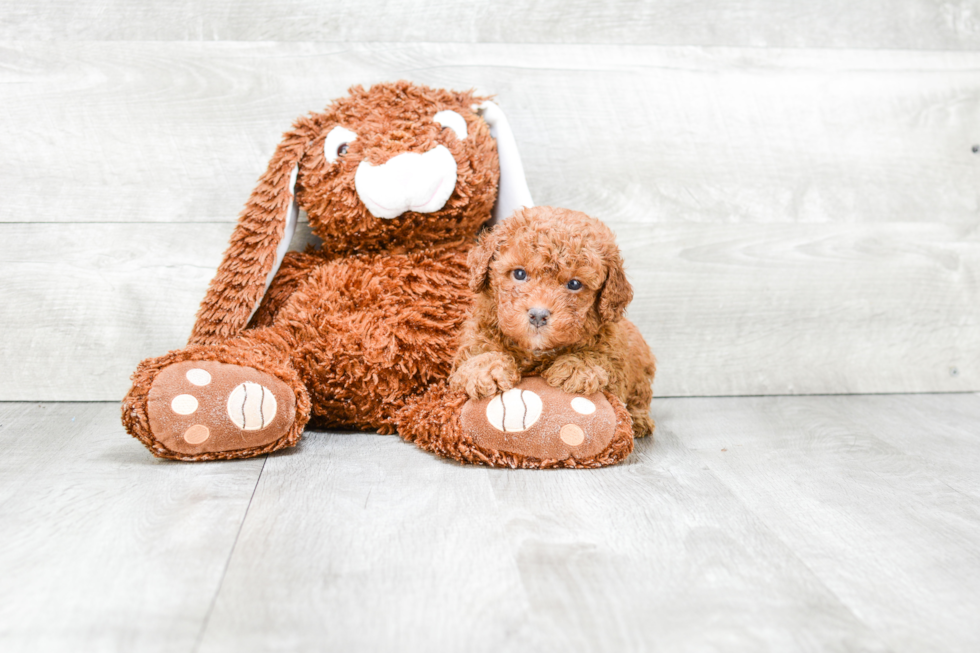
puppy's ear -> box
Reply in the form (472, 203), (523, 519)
(188, 121), (312, 346)
(598, 254), (633, 323)
(467, 227), (505, 293)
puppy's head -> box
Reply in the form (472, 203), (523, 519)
(469, 206), (632, 352)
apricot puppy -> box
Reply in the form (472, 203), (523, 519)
(450, 206), (656, 436)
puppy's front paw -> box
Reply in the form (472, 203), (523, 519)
(450, 352), (520, 400)
(543, 356), (610, 395)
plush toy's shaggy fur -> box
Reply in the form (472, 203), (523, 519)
(449, 207), (656, 436)
(123, 82), (500, 459)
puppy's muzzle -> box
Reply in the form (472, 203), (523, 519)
(354, 145), (458, 220)
(528, 307), (551, 328)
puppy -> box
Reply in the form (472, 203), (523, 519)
(449, 206), (656, 436)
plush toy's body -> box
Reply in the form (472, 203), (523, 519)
(124, 83), (507, 460)
(123, 81), (645, 468)
(127, 244), (472, 459)
(250, 246), (470, 432)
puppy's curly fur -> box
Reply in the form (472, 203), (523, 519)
(449, 206), (656, 436)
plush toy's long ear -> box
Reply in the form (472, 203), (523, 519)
(474, 101), (534, 225)
(188, 127), (307, 346)
(598, 254), (633, 323)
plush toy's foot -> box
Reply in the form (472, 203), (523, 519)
(398, 377), (634, 469)
(124, 358), (302, 461)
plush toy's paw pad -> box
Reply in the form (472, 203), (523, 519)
(460, 377), (618, 462)
(146, 361), (295, 456)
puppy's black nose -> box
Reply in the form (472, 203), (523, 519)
(528, 307), (551, 328)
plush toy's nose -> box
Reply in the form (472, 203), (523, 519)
(354, 145), (458, 219)
(528, 307), (551, 328)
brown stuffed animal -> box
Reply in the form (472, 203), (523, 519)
(122, 81), (535, 461)
(396, 207), (654, 469)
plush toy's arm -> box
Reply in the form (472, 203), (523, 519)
(246, 250), (323, 329)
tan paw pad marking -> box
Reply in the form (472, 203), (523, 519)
(171, 394), (199, 415)
(185, 368), (212, 386)
(570, 397), (596, 415)
(560, 424), (585, 446)
(183, 424), (210, 444)
(486, 388), (543, 432)
(227, 382), (278, 430)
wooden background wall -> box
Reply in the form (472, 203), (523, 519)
(1, 2), (978, 401)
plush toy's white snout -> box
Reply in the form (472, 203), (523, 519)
(354, 145), (457, 219)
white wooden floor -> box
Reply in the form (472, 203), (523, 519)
(2, 394), (979, 652)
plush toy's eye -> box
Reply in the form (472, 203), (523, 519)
(434, 110), (467, 139)
(566, 279), (583, 291)
(324, 126), (357, 164)
(512, 269), (527, 282)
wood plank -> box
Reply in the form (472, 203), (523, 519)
(0, 402), (264, 652)
(3, 0), (980, 49)
(3, 395), (978, 650)
(197, 423), (888, 652)
(672, 393), (980, 653)
(617, 221), (980, 397)
(2, 220), (976, 401)
(0, 223), (228, 401)
(197, 432), (531, 652)
(776, 392), (980, 498)
(2, 43), (978, 228)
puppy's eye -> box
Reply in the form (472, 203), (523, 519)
(512, 269), (527, 282)
(566, 279), (583, 291)
(324, 126), (358, 164)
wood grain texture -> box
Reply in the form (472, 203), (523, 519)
(0, 223), (227, 401)
(667, 392), (980, 653)
(1, 43), (978, 227)
(0, 402), (264, 652)
(3, 0), (980, 49)
(197, 434), (531, 653)
(197, 423), (888, 653)
(478, 435), (887, 653)
(3, 395), (979, 651)
(2, 219), (976, 401)
(617, 221), (980, 397)
(820, 393), (980, 498)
